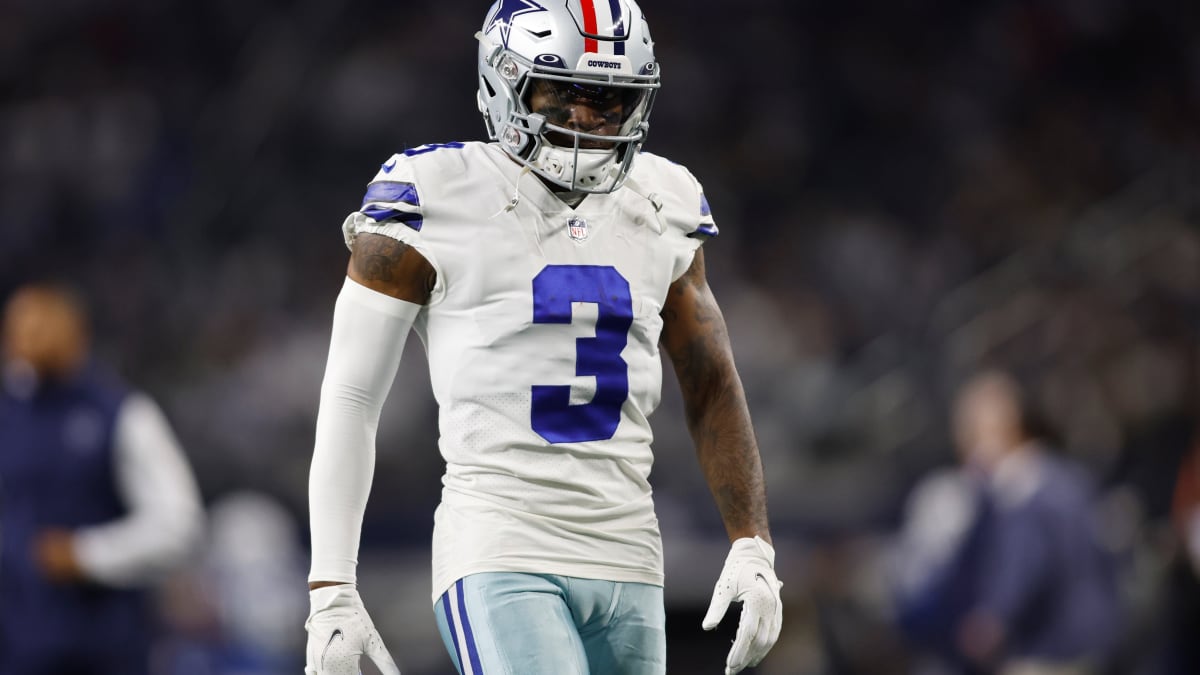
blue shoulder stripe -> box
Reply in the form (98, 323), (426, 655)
(361, 206), (423, 231)
(362, 181), (420, 208)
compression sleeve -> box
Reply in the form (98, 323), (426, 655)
(73, 393), (205, 587)
(308, 277), (420, 584)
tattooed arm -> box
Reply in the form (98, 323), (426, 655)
(347, 232), (437, 303)
(660, 249), (771, 543)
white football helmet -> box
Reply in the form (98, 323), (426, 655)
(477, 0), (660, 193)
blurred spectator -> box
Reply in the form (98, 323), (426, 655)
(0, 283), (205, 675)
(892, 370), (1122, 675)
(154, 491), (306, 675)
(890, 461), (984, 674)
(1159, 439), (1200, 674)
(207, 491), (306, 674)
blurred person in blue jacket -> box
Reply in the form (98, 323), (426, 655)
(0, 283), (205, 675)
(892, 370), (1122, 675)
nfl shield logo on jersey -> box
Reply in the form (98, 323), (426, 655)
(567, 216), (589, 241)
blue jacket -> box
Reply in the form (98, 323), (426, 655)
(974, 451), (1122, 663)
(895, 451), (1122, 670)
(0, 365), (150, 674)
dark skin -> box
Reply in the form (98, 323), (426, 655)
(347, 231), (436, 303)
(659, 250), (772, 544)
(311, 83), (771, 590)
(527, 79), (625, 149)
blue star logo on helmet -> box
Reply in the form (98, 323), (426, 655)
(486, 0), (548, 48)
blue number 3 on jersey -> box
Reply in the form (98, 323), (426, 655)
(530, 265), (633, 444)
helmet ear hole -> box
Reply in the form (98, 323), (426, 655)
(481, 76), (496, 98)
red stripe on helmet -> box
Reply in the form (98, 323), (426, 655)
(580, 0), (599, 52)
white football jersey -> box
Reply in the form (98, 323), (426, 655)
(341, 142), (718, 600)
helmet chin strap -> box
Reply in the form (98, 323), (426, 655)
(492, 165), (533, 218)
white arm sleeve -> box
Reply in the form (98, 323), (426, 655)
(308, 277), (420, 584)
(73, 393), (205, 587)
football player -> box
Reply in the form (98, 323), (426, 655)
(304, 1), (782, 674)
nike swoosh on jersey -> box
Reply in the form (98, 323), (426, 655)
(381, 159), (397, 173)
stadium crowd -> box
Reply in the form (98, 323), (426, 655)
(0, 0), (1196, 673)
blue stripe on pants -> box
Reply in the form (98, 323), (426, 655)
(440, 591), (464, 673)
(456, 579), (485, 674)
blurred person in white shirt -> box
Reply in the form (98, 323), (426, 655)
(0, 282), (204, 675)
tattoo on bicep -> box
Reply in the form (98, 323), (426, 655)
(352, 234), (409, 283)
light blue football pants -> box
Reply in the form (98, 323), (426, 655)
(433, 572), (667, 675)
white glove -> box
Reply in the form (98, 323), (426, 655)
(305, 584), (401, 675)
(702, 536), (784, 675)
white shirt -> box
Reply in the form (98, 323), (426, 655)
(72, 392), (205, 587)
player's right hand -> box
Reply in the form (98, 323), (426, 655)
(305, 584), (401, 675)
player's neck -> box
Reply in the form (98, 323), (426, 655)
(533, 173), (587, 208)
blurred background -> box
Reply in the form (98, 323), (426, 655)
(1, 0), (1197, 673)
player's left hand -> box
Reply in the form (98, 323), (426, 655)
(702, 536), (783, 675)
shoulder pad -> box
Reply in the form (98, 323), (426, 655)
(629, 152), (719, 240)
(354, 142), (476, 233)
